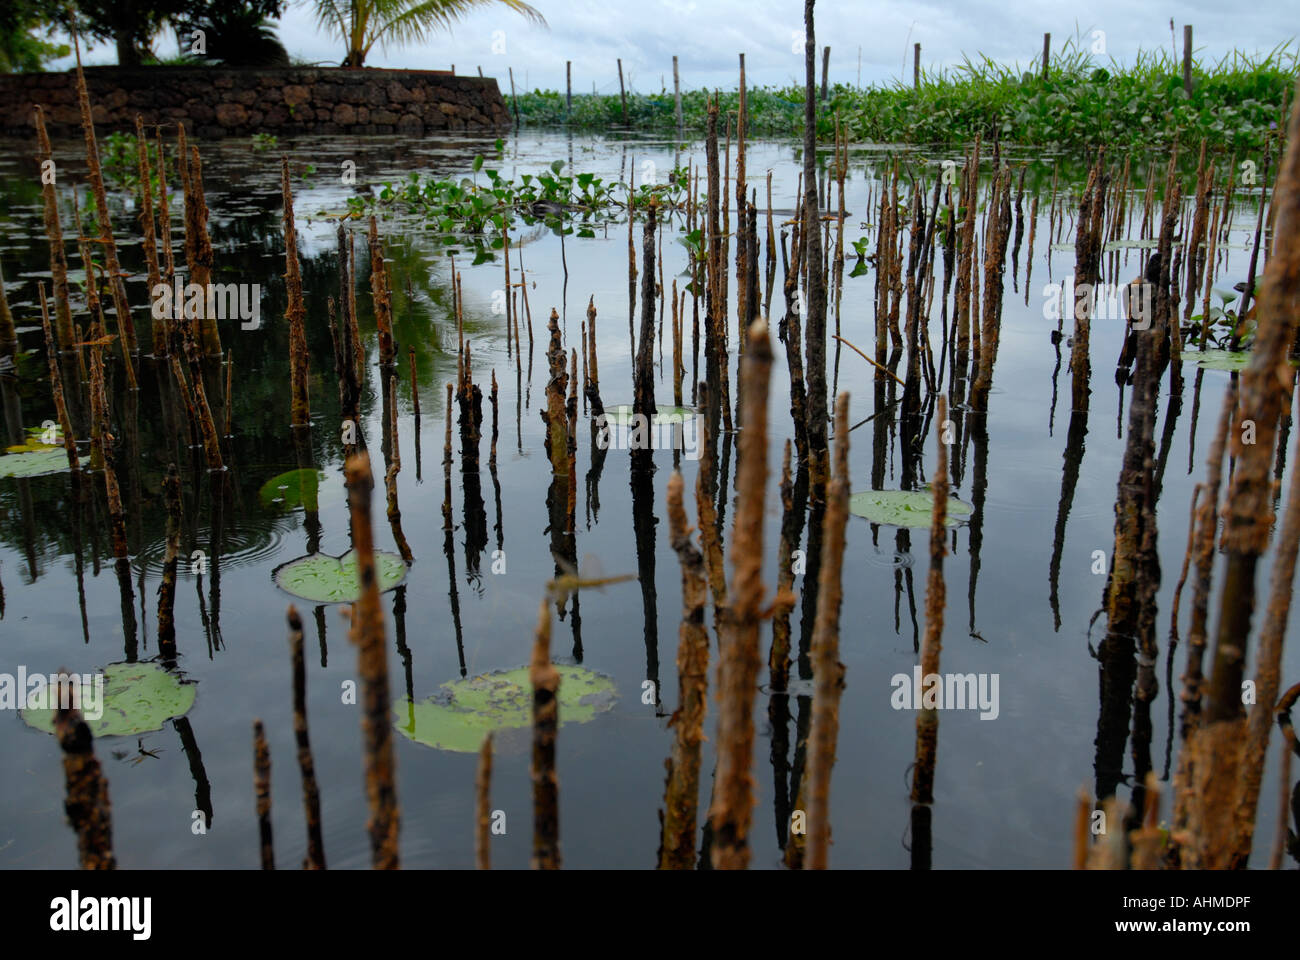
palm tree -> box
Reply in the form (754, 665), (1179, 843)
(314, 0), (546, 69)
(185, 8), (289, 67)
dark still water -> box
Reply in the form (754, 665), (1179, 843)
(0, 129), (1294, 868)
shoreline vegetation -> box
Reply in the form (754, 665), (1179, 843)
(512, 42), (1297, 154)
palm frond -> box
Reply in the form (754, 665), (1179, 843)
(369, 0), (547, 52)
(313, 0), (353, 48)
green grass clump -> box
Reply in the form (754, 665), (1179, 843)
(831, 41), (1296, 152)
(512, 86), (806, 136)
(510, 38), (1296, 154)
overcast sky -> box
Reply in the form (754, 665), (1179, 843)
(60, 0), (1297, 93)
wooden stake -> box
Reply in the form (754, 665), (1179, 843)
(73, 32), (138, 363)
(369, 216), (395, 366)
(617, 59), (628, 124)
(33, 106), (74, 351)
(508, 66), (520, 127)
(157, 465), (181, 660)
(253, 719), (274, 869)
(345, 453), (400, 869)
(37, 283), (78, 470)
(530, 597), (560, 869)
(408, 346), (420, 417)
(911, 396), (949, 807)
(710, 321), (772, 869)
(476, 733), (493, 869)
(283, 158), (310, 427)
(54, 674), (115, 869)
(672, 55), (683, 131)
(658, 471), (710, 869)
(288, 605), (326, 869)
(134, 116), (163, 354)
(806, 391), (851, 869)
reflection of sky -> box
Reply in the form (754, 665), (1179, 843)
(48, 1), (1299, 94)
(0, 129), (1296, 869)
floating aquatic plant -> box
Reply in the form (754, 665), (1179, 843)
(1176, 349), (1300, 373)
(0, 442), (70, 479)
(393, 665), (617, 753)
(603, 403), (695, 425)
(1181, 349), (1250, 371)
(848, 489), (973, 528)
(258, 467), (324, 511)
(21, 662), (195, 739)
(272, 549), (407, 604)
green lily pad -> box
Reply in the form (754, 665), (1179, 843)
(1181, 349), (1250, 371)
(393, 665), (618, 752)
(259, 468), (324, 511)
(1176, 349), (1299, 372)
(1102, 238), (1161, 252)
(0, 444), (68, 478)
(603, 404), (695, 425)
(848, 489), (973, 528)
(20, 662), (196, 738)
(272, 549), (408, 603)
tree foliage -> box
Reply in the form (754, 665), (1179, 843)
(0, 0), (70, 71)
(312, 0), (546, 69)
(34, 0), (285, 67)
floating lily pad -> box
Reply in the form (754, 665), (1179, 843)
(259, 468), (324, 511)
(272, 549), (407, 603)
(603, 404), (695, 425)
(20, 662), (196, 738)
(1181, 349), (1250, 371)
(848, 489), (973, 528)
(1102, 238), (1161, 252)
(1176, 349), (1298, 372)
(393, 665), (618, 752)
(0, 443), (68, 479)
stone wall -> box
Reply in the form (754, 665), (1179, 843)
(0, 67), (511, 138)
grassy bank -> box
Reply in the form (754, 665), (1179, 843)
(511, 42), (1296, 154)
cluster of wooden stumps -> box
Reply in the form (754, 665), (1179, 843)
(1054, 85), (1300, 869)
(33, 5), (1300, 871)
(24, 29), (240, 870)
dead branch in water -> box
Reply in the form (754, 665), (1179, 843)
(833, 334), (905, 386)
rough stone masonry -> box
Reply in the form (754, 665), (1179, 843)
(0, 66), (511, 138)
